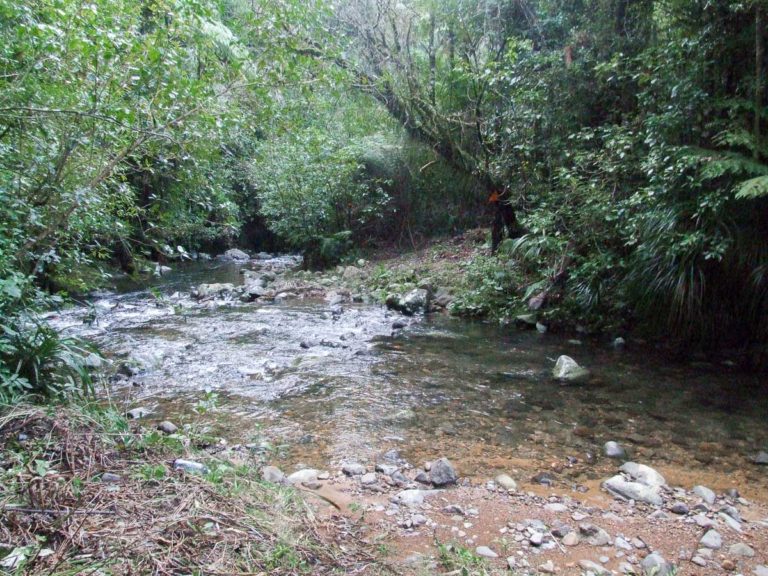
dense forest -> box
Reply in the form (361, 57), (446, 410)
(2, 0), (768, 394)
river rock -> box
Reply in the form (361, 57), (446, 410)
(729, 543), (754, 557)
(221, 248), (250, 261)
(552, 355), (591, 384)
(670, 502), (689, 515)
(641, 552), (674, 576)
(286, 469), (319, 485)
(578, 560), (610, 575)
(392, 489), (439, 507)
(400, 288), (431, 315)
(475, 546), (498, 558)
(261, 466), (285, 484)
(126, 407), (150, 419)
(156, 421), (178, 434)
(562, 532), (580, 546)
(752, 451), (768, 465)
(693, 485), (716, 505)
(699, 529), (722, 549)
(342, 463), (366, 476)
(494, 473), (517, 491)
(173, 459), (208, 474)
(603, 475), (663, 506)
(604, 441), (627, 459)
(194, 283), (235, 300)
(619, 462), (666, 487)
(429, 457), (457, 486)
(718, 512), (743, 532)
(360, 473), (377, 485)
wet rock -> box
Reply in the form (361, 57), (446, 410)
(126, 407), (150, 419)
(751, 451), (768, 465)
(429, 457), (457, 486)
(154, 265), (172, 276)
(286, 469), (319, 485)
(173, 459), (208, 474)
(552, 355), (591, 384)
(342, 463), (366, 476)
(261, 466), (285, 484)
(391, 320), (407, 330)
(494, 473), (517, 491)
(699, 529), (722, 550)
(101, 472), (122, 483)
(603, 475), (663, 506)
(221, 248), (250, 261)
(641, 552), (674, 576)
(157, 421), (178, 434)
(728, 543), (754, 557)
(693, 485), (716, 505)
(194, 283), (235, 300)
(400, 288), (431, 315)
(514, 314), (538, 329)
(604, 441), (627, 459)
(578, 559), (610, 575)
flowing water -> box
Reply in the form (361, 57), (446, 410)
(47, 259), (768, 499)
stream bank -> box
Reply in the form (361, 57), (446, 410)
(36, 242), (768, 574)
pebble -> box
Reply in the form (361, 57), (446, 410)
(699, 529), (722, 549)
(475, 546), (498, 559)
(718, 512), (743, 532)
(670, 502), (689, 515)
(156, 421), (178, 434)
(693, 514), (714, 528)
(615, 536), (632, 550)
(729, 542), (755, 557)
(632, 537), (646, 549)
(173, 459), (208, 474)
(578, 559), (610, 575)
(562, 532), (580, 546)
(754, 566), (768, 576)
(539, 560), (556, 574)
(494, 473), (517, 491)
(360, 472), (377, 485)
(529, 532), (543, 546)
(545, 502), (568, 513)
(692, 556), (707, 567)
(342, 463), (366, 476)
(692, 485), (716, 505)
(604, 441), (627, 459)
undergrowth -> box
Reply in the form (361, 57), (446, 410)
(0, 402), (387, 575)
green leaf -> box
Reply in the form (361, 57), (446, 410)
(735, 175), (768, 199)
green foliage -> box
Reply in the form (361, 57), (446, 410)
(0, 321), (98, 399)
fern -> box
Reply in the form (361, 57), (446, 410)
(735, 175), (768, 199)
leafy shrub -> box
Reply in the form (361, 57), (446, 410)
(0, 320), (98, 400)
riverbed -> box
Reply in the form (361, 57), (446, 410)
(46, 257), (768, 501)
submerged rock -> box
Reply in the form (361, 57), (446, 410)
(552, 355), (591, 384)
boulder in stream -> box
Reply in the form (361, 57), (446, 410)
(220, 248), (250, 261)
(386, 288), (431, 316)
(193, 283), (235, 300)
(552, 355), (591, 384)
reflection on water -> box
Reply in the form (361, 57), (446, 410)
(49, 260), (768, 497)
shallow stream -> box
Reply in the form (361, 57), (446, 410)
(48, 259), (768, 499)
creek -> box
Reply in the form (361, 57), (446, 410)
(47, 257), (768, 500)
